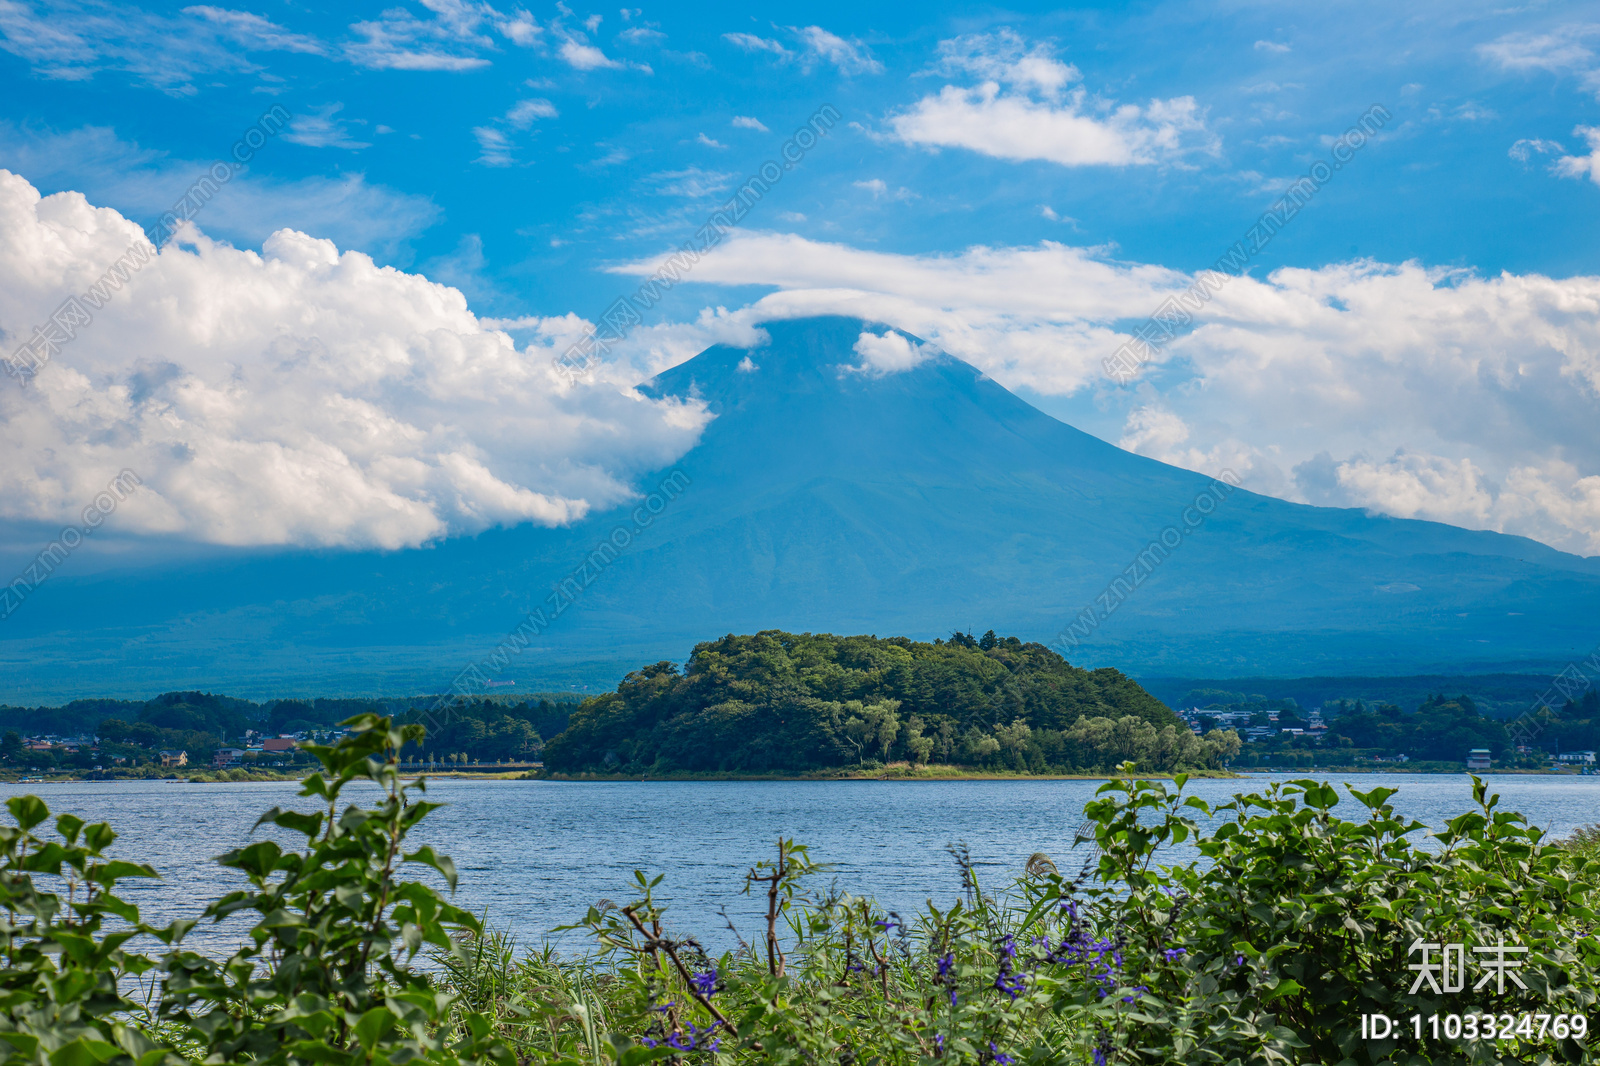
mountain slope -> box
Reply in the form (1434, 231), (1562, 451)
(2, 315), (1595, 699)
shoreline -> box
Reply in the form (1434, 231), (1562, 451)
(534, 766), (1241, 782)
(1, 766), (1593, 785)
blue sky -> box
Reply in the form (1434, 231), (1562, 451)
(2, 0), (1600, 557)
(7, 1), (1598, 299)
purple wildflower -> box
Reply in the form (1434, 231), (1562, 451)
(690, 969), (718, 997)
(989, 1042), (1016, 1065)
(1162, 947), (1186, 961)
(994, 968), (1027, 999)
(661, 1021), (722, 1053)
(1092, 1026), (1114, 1066)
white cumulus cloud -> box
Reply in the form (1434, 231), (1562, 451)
(558, 38), (620, 69)
(849, 330), (935, 375)
(889, 30), (1218, 167)
(0, 171), (709, 549)
(1553, 125), (1600, 184)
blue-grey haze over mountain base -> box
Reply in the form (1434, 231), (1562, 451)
(2, 316), (1596, 701)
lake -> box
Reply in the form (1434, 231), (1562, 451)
(4, 773), (1596, 956)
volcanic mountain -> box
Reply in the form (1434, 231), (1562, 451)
(4, 315), (1597, 699)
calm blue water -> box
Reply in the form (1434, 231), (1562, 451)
(3, 773), (1596, 956)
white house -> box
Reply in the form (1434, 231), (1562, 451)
(1466, 748), (1492, 770)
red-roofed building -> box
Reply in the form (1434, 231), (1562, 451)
(263, 737), (296, 753)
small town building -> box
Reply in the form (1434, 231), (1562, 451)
(1557, 750), (1596, 765)
(158, 749), (188, 768)
(262, 737), (297, 753)
(213, 748), (245, 768)
(1466, 748), (1492, 770)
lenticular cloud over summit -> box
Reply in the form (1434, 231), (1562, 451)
(0, 171), (709, 550)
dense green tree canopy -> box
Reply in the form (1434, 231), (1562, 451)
(0, 691), (582, 772)
(543, 630), (1222, 774)
(1316, 691), (1596, 761)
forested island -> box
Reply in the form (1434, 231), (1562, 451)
(541, 629), (1240, 776)
(6, 629), (1597, 780)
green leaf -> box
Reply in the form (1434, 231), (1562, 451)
(23, 841), (72, 874)
(226, 840), (284, 879)
(0, 1033), (40, 1056)
(281, 1039), (351, 1064)
(80, 822), (117, 854)
(91, 860), (159, 886)
(352, 1006), (396, 1052)
(48, 1038), (120, 1066)
(269, 809), (325, 839)
(1348, 785), (1398, 810)
(56, 813), (85, 844)
(616, 1044), (677, 1066)
(403, 845), (458, 891)
(1261, 978), (1304, 1002)
(8, 794), (49, 831)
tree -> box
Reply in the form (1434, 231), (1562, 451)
(1203, 727), (1242, 765)
(959, 728), (1001, 764)
(841, 700), (899, 764)
(902, 716), (935, 766)
(866, 699), (900, 760)
(0, 731), (21, 764)
(994, 718), (1032, 768)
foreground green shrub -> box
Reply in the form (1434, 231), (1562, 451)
(0, 793), (164, 1066)
(1, 718), (1595, 1065)
(1040, 775), (1600, 1064)
(0, 716), (510, 1066)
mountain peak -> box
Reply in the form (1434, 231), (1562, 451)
(641, 314), (1141, 485)
(644, 316), (971, 410)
